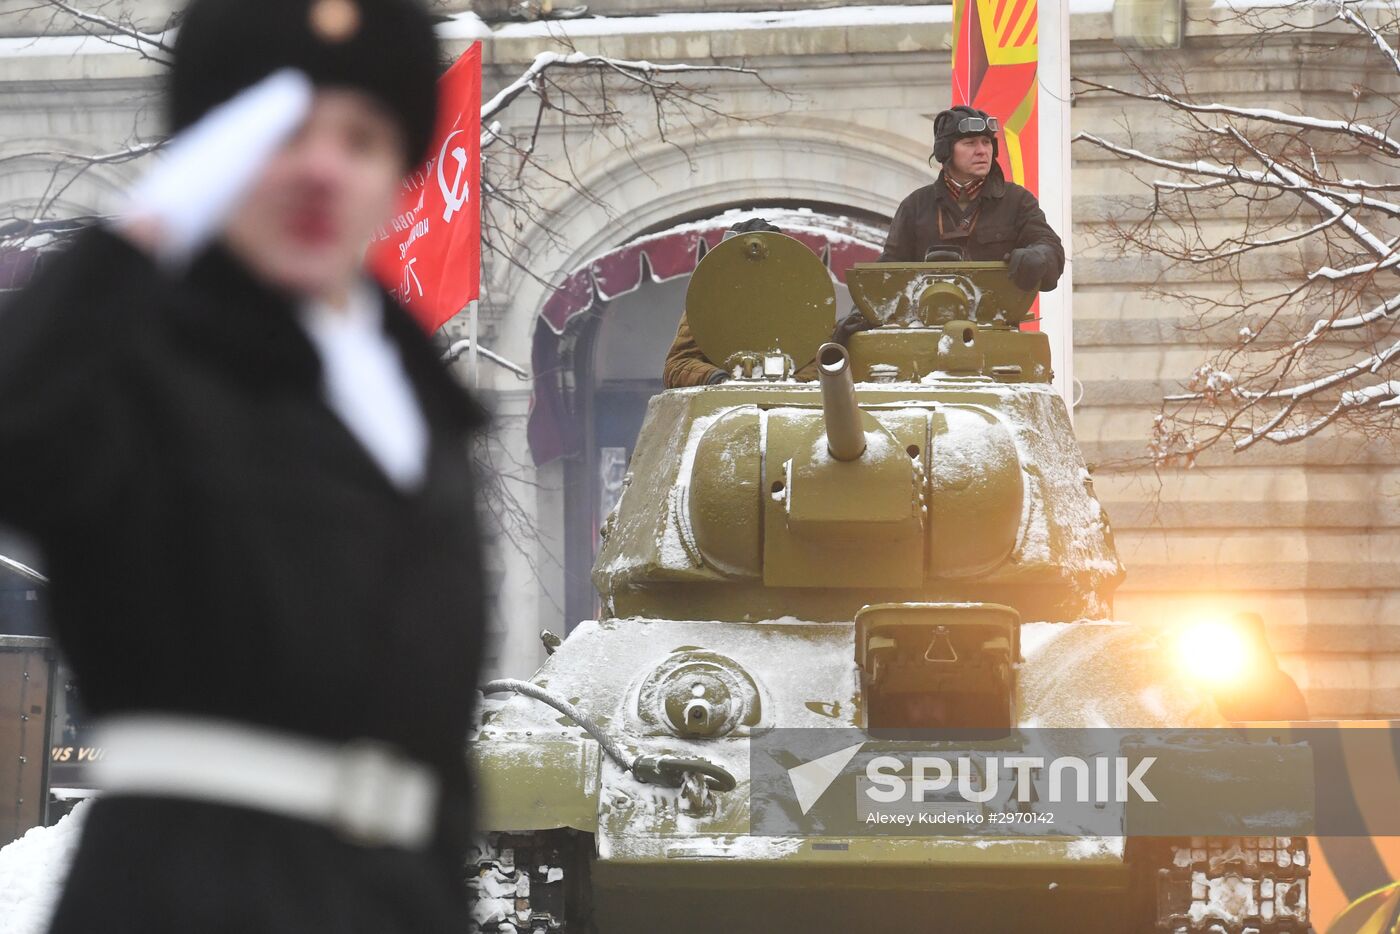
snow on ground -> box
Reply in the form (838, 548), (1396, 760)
(0, 803), (89, 934)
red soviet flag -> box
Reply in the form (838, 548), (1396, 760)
(368, 43), (482, 332)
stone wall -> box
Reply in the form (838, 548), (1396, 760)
(1070, 10), (1400, 718)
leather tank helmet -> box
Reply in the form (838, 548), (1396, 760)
(932, 105), (1001, 165)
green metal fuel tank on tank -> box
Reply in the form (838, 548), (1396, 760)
(468, 233), (1312, 934)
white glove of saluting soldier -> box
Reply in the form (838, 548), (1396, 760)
(116, 69), (315, 267)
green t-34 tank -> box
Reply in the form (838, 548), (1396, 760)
(469, 233), (1312, 933)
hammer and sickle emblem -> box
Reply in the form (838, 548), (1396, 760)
(437, 129), (471, 224)
(402, 258), (424, 303)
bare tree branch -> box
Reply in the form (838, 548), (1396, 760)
(1333, 0), (1400, 76)
(1075, 75), (1400, 156)
(1077, 0), (1400, 465)
(1076, 131), (1400, 221)
(481, 50), (757, 124)
(32, 0), (176, 62)
(0, 140), (161, 170)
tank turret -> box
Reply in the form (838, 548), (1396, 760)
(591, 232), (1119, 622)
(468, 232), (1313, 934)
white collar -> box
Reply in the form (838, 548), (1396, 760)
(296, 280), (383, 335)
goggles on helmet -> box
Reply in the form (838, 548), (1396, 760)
(956, 115), (999, 134)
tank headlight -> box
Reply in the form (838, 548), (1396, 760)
(1174, 618), (1255, 684)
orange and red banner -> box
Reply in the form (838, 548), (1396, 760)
(368, 43), (482, 332)
(953, 0), (1041, 329)
(952, 0), (1040, 196)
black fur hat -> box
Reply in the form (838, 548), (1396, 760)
(932, 105), (1000, 164)
(170, 0), (441, 167)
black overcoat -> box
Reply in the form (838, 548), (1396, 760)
(0, 227), (487, 932)
(878, 165), (1066, 285)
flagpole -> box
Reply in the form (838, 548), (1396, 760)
(467, 299), (480, 388)
(1038, 0), (1075, 416)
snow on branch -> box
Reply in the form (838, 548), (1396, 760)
(1218, 125), (1395, 257)
(472, 48), (774, 288)
(1075, 132), (1400, 220)
(1254, 373), (1400, 446)
(0, 553), (47, 585)
(32, 0), (176, 62)
(1074, 76), (1400, 157)
(480, 51), (757, 125)
(1079, 1), (1400, 466)
(1323, 289), (1400, 331)
(1332, 0), (1400, 76)
(441, 339), (530, 379)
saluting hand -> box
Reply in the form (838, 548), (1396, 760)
(117, 69), (314, 267)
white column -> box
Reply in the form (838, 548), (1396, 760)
(1038, 0), (1075, 415)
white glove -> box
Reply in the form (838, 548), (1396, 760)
(119, 68), (315, 267)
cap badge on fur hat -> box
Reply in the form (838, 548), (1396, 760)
(310, 0), (361, 43)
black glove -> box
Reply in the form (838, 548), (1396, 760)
(831, 311), (871, 347)
(1007, 244), (1057, 292)
(705, 369), (730, 385)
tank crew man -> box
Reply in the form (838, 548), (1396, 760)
(665, 218), (787, 387)
(879, 105), (1065, 294)
(0, 1), (487, 931)
(664, 317), (732, 386)
(666, 218), (859, 388)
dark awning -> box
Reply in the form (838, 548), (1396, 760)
(527, 210), (884, 465)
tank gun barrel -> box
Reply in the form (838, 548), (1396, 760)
(817, 342), (866, 461)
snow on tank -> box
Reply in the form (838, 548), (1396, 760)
(468, 237), (1310, 934)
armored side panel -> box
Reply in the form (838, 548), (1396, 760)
(0, 635), (54, 846)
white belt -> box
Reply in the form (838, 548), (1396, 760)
(90, 715), (440, 849)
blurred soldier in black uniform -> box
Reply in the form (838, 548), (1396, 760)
(0, 1), (487, 931)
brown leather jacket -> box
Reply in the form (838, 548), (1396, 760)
(878, 166), (1064, 284)
(663, 313), (722, 388)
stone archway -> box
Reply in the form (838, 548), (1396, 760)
(529, 205), (888, 625)
(485, 123), (936, 643)
(491, 120), (937, 367)
(525, 205), (889, 465)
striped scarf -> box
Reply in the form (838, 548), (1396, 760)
(945, 173), (985, 202)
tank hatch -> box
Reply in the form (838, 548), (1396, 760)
(685, 231), (836, 379)
(856, 602), (1021, 731)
